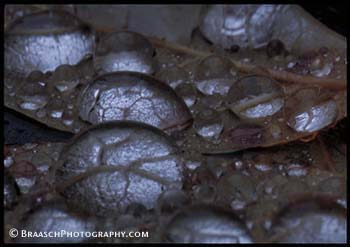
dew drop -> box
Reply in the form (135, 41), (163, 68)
(51, 64), (80, 93)
(94, 31), (155, 75)
(287, 100), (337, 133)
(227, 75), (284, 119)
(194, 55), (237, 96)
(175, 83), (197, 107)
(156, 66), (189, 89)
(193, 109), (223, 140)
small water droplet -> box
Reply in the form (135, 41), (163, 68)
(4, 156), (14, 168)
(50, 110), (63, 119)
(175, 83), (197, 107)
(15, 177), (36, 194)
(193, 109), (223, 140)
(231, 198), (247, 210)
(36, 108), (47, 118)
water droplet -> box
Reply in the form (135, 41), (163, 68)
(185, 160), (202, 170)
(194, 55), (237, 96)
(4, 156), (14, 168)
(199, 94), (224, 110)
(5, 11), (95, 75)
(94, 31), (155, 75)
(270, 124), (281, 139)
(47, 97), (65, 119)
(15, 177), (36, 194)
(254, 163), (272, 172)
(231, 198), (247, 210)
(78, 72), (192, 132)
(175, 83), (197, 107)
(263, 220), (272, 230)
(62, 110), (75, 126)
(36, 108), (47, 118)
(157, 190), (189, 214)
(228, 76), (284, 119)
(49, 110), (62, 119)
(193, 109), (223, 140)
(310, 62), (333, 77)
(18, 96), (44, 111)
(287, 100), (337, 133)
(286, 163), (308, 177)
(233, 160), (244, 170)
(156, 66), (189, 89)
(51, 64), (80, 93)
(16, 73), (49, 111)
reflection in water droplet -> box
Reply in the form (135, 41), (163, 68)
(94, 31), (155, 75)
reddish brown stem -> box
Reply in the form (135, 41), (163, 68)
(149, 36), (346, 90)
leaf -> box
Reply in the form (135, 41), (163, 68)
(54, 121), (186, 216)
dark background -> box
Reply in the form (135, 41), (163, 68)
(4, 4), (347, 144)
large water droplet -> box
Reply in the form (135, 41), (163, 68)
(287, 100), (337, 133)
(55, 121), (185, 216)
(227, 75), (284, 119)
(5, 10), (94, 76)
(78, 72), (192, 132)
(94, 31), (155, 75)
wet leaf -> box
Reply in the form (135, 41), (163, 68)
(3, 5), (347, 244)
